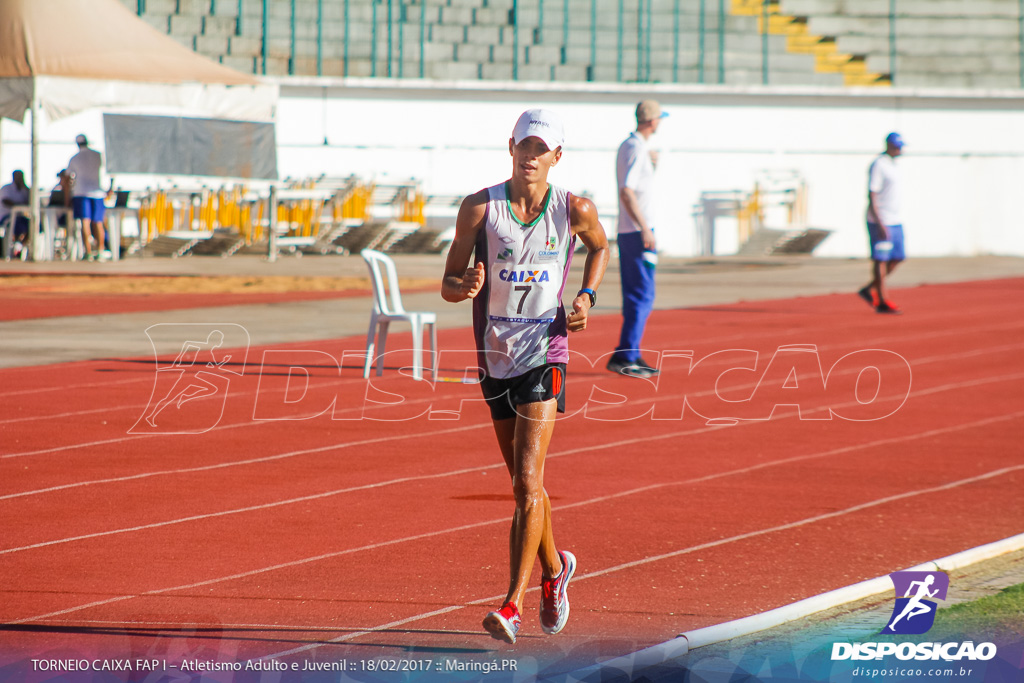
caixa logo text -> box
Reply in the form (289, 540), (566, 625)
(831, 642), (997, 662)
(498, 268), (551, 283)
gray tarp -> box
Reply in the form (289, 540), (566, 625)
(104, 114), (278, 180)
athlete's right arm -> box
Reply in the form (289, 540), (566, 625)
(619, 186), (655, 251)
(441, 189), (488, 302)
(866, 163), (889, 238)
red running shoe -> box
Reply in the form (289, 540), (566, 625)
(539, 550), (577, 635)
(876, 299), (902, 315)
(483, 602), (521, 644)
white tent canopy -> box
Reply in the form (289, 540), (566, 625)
(0, 0), (276, 123)
(0, 75), (276, 125)
(0, 0), (278, 257)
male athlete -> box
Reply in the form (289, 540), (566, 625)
(441, 108), (610, 644)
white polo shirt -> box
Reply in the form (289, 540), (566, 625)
(866, 152), (902, 226)
(616, 131), (655, 235)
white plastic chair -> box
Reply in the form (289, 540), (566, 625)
(360, 249), (438, 380)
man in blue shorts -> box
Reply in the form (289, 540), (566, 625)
(67, 134), (109, 261)
(441, 108), (610, 644)
(859, 132), (905, 315)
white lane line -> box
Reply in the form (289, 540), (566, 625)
(8, 419), (1024, 628)
(4, 328), (1021, 489)
(3, 316), (1021, 425)
(261, 462), (1024, 658)
(0, 421), (487, 506)
(0, 361), (377, 426)
(18, 464), (1024, 630)
(0, 376), (146, 399)
(2, 372), (1021, 555)
(0, 391), (439, 459)
(1, 404), (115, 425)
(2, 297), (1017, 402)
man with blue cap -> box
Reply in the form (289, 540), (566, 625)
(859, 132), (906, 314)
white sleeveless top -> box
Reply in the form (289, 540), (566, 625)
(472, 181), (576, 379)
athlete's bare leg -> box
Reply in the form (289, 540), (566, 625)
(870, 259), (901, 301)
(94, 219), (107, 254)
(491, 398), (562, 610)
(890, 600), (931, 628)
(80, 217), (94, 256)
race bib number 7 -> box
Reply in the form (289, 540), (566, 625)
(489, 263), (560, 323)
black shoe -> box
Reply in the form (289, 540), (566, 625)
(636, 358), (660, 374)
(607, 359), (656, 378)
(876, 300), (903, 315)
(857, 286), (878, 308)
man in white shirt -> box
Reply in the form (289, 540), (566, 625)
(0, 170), (30, 258)
(859, 132), (905, 314)
(608, 99), (667, 377)
(67, 134), (108, 261)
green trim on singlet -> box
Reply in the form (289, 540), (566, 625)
(504, 181), (552, 228)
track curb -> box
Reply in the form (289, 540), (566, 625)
(563, 532), (1024, 682)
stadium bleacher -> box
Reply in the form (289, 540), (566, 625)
(107, 0), (1023, 260)
(781, 0), (1024, 88)
(118, 0), (1024, 88)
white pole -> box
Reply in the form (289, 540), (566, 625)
(28, 91), (41, 261)
(267, 185), (278, 262)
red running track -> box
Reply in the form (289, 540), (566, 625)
(1, 278), (1022, 677)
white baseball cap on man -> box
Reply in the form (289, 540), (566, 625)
(511, 109), (565, 151)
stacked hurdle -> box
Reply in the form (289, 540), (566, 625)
(132, 176), (441, 257)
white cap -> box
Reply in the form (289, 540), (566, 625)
(511, 109), (565, 151)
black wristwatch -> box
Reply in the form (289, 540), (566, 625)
(577, 288), (597, 307)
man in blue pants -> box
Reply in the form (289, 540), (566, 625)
(607, 100), (666, 378)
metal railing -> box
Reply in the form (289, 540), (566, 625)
(133, 0), (1024, 88)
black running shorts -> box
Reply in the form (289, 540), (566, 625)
(479, 363), (567, 421)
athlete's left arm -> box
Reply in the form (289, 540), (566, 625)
(566, 195), (610, 333)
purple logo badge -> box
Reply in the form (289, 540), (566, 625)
(882, 571), (949, 635)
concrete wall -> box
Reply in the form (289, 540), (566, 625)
(3, 79), (1024, 258)
(272, 79), (1024, 258)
